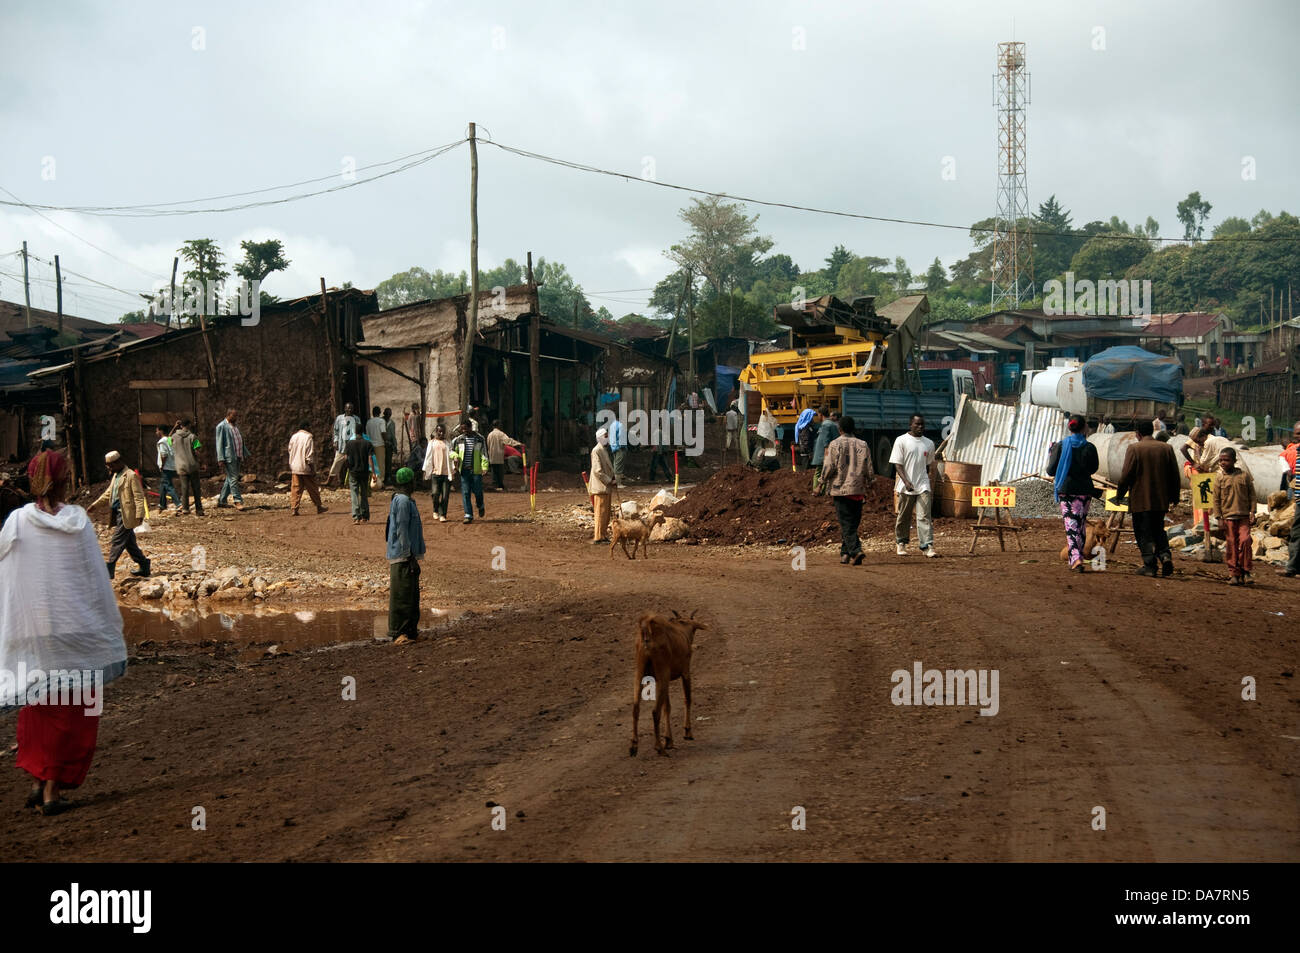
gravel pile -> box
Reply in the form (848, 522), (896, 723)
(1009, 477), (1107, 520)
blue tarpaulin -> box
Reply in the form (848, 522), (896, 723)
(1083, 346), (1183, 403)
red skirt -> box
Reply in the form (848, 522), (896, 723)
(15, 704), (100, 787)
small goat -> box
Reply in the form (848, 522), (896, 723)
(630, 609), (708, 757)
(609, 511), (665, 560)
(1060, 518), (1113, 563)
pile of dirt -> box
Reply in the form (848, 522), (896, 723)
(663, 465), (899, 545)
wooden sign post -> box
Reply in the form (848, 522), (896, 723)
(968, 483), (1023, 554)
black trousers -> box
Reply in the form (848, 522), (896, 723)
(178, 471), (204, 514)
(108, 509), (145, 567)
(834, 496), (864, 558)
(648, 451), (672, 481)
(1132, 509), (1171, 569)
(490, 462), (506, 490)
(1286, 508), (1300, 573)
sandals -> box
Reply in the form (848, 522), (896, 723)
(40, 798), (74, 816)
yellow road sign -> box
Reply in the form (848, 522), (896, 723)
(972, 485), (1016, 508)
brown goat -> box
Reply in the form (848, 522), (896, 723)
(630, 609), (709, 757)
(609, 511), (665, 560)
(1059, 518), (1113, 562)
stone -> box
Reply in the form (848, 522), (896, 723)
(210, 587), (252, 603)
(652, 517), (688, 542)
(252, 576), (268, 592)
(137, 580), (166, 599)
(1264, 536), (1284, 550)
(649, 489), (679, 510)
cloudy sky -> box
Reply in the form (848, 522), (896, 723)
(1, 0), (1296, 323)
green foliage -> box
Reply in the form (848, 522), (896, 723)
(118, 309), (148, 324)
(925, 257), (948, 293)
(824, 245), (853, 286)
(693, 290), (777, 340)
(1070, 233), (1154, 280)
(1031, 195), (1078, 281)
(233, 239), (290, 284)
(666, 195), (773, 299)
(376, 266), (468, 308)
(1212, 216), (1251, 239)
(1176, 191), (1213, 242)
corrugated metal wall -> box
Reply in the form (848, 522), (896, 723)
(943, 396), (1067, 482)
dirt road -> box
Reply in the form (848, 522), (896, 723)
(3, 486), (1297, 861)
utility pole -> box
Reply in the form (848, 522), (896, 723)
(21, 241), (32, 327)
(54, 254), (63, 336)
(527, 251), (541, 462)
(169, 256), (179, 329)
(461, 121), (479, 415)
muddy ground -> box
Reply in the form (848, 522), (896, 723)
(2, 478), (1298, 861)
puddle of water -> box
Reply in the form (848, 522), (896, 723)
(121, 605), (471, 658)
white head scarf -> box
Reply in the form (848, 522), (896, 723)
(596, 427), (610, 448)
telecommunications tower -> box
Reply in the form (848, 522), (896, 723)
(991, 41), (1033, 309)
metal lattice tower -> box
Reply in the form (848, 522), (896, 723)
(991, 41), (1033, 309)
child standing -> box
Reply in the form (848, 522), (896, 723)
(385, 467), (425, 644)
(1213, 447), (1256, 586)
(422, 423), (453, 522)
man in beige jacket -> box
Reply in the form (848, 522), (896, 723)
(588, 427), (616, 544)
(816, 415), (875, 566)
(89, 450), (150, 578)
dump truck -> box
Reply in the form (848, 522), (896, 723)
(740, 293), (974, 474)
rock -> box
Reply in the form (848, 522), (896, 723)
(652, 517), (688, 542)
(199, 577), (221, 596)
(137, 580), (166, 599)
(210, 587), (252, 603)
(1169, 536), (1187, 550)
(649, 489), (679, 510)
(252, 576), (268, 592)
(1264, 536), (1284, 550)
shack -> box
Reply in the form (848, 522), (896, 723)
(28, 288), (377, 485)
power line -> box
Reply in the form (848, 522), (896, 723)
(0, 139), (467, 218)
(484, 140), (1296, 246)
(0, 185), (161, 278)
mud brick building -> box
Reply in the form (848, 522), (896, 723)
(29, 288), (378, 484)
(362, 283), (676, 461)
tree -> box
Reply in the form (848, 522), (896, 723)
(1069, 234), (1153, 281)
(1176, 191), (1213, 242)
(824, 245), (853, 287)
(925, 257), (948, 292)
(893, 256), (911, 292)
(694, 290), (776, 340)
(535, 258), (597, 329)
(178, 239), (229, 321)
(480, 258), (524, 290)
(118, 309), (147, 324)
(375, 267), (468, 309)
(665, 196), (773, 302)
(1031, 195), (1078, 281)
(233, 239), (290, 283)
(1212, 216), (1251, 239)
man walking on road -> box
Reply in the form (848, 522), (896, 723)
(589, 427), (616, 544)
(89, 450), (150, 579)
(155, 426), (180, 511)
(344, 433), (377, 524)
(215, 409), (248, 510)
(486, 420), (524, 491)
(382, 407), (397, 487)
(450, 418), (488, 523)
(288, 420), (327, 516)
(891, 414), (938, 557)
(811, 406), (839, 493)
(609, 417), (628, 484)
(329, 402), (361, 486)
(171, 418), (203, 516)
(817, 415), (875, 566)
(1115, 418), (1181, 577)
(365, 407), (388, 486)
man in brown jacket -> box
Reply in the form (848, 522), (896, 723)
(817, 415), (876, 566)
(1115, 418), (1181, 577)
(89, 450), (150, 578)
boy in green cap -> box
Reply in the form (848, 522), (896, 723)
(385, 467), (425, 643)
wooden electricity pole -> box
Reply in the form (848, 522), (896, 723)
(21, 241), (32, 327)
(527, 252), (541, 462)
(54, 255), (63, 336)
(460, 121), (480, 416)
(169, 256), (179, 330)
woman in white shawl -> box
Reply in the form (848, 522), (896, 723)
(1, 450), (126, 815)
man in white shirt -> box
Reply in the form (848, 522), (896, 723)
(890, 414), (938, 557)
(1100, 416), (1115, 435)
(328, 403), (361, 487)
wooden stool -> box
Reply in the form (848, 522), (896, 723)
(968, 506), (1024, 554)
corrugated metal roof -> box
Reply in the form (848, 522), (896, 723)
(942, 395), (1066, 483)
